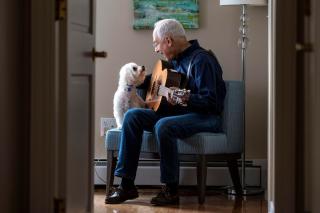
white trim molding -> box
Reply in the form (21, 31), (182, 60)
(94, 159), (267, 190)
(268, 201), (275, 213)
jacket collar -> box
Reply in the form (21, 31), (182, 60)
(171, 40), (200, 63)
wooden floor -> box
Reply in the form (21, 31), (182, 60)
(94, 187), (267, 213)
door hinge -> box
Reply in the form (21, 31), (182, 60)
(54, 198), (66, 213)
(55, 0), (66, 21)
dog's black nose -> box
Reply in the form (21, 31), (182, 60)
(142, 66), (145, 71)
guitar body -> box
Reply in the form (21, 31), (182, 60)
(146, 60), (184, 111)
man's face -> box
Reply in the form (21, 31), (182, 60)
(153, 35), (175, 60)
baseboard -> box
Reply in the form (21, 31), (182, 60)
(94, 159), (267, 189)
(268, 201), (274, 213)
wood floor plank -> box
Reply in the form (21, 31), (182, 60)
(94, 188), (267, 213)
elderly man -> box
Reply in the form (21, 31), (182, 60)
(106, 19), (226, 206)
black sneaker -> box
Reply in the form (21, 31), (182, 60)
(105, 186), (139, 204)
(150, 185), (179, 206)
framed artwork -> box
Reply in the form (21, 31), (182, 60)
(133, 0), (199, 30)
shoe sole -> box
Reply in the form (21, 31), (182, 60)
(105, 194), (139, 204)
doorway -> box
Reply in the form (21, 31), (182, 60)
(94, 0), (268, 190)
(28, 0), (320, 212)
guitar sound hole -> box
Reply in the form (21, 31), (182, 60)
(156, 80), (162, 95)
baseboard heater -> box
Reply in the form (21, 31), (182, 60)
(94, 159), (264, 188)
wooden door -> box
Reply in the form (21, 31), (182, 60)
(58, 0), (95, 212)
(301, 0), (320, 212)
(269, 0), (319, 212)
(67, 0), (95, 212)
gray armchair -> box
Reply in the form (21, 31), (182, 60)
(104, 80), (244, 204)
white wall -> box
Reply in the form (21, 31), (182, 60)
(95, 0), (268, 160)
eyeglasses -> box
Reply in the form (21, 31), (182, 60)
(152, 38), (164, 49)
(152, 41), (160, 48)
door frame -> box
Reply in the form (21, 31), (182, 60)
(302, 0), (320, 211)
(30, 0), (302, 212)
(268, 0), (297, 212)
(30, 0), (97, 212)
(30, 0), (56, 212)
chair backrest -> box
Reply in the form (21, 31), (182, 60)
(222, 81), (244, 153)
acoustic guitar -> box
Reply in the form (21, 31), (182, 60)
(145, 60), (190, 111)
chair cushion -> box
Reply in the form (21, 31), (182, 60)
(105, 128), (227, 155)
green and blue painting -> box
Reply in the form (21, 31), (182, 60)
(133, 0), (199, 29)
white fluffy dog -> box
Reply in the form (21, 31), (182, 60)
(113, 62), (146, 128)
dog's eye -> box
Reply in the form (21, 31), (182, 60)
(132, 67), (137, 71)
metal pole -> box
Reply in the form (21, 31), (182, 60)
(240, 4), (247, 192)
(239, 4), (264, 196)
(228, 5), (263, 196)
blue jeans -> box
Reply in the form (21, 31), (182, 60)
(114, 108), (222, 184)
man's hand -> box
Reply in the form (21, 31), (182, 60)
(167, 92), (177, 105)
(166, 87), (190, 106)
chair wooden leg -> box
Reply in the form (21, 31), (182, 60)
(227, 159), (243, 196)
(105, 150), (117, 200)
(197, 155), (207, 204)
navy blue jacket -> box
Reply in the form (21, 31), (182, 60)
(168, 40), (226, 115)
(140, 40), (226, 115)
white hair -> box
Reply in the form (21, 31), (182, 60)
(153, 19), (186, 40)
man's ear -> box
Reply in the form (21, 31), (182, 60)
(165, 36), (174, 47)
